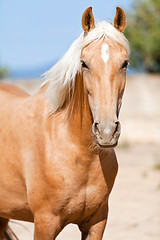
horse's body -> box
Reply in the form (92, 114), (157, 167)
(0, 7), (129, 240)
(0, 82), (117, 239)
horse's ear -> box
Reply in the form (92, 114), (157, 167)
(113, 7), (126, 32)
(81, 7), (95, 33)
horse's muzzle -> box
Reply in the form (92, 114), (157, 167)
(92, 121), (121, 148)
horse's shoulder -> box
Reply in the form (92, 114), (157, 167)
(0, 83), (30, 97)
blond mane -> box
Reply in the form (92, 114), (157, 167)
(42, 21), (130, 113)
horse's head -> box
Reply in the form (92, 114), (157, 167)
(44, 7), (129, 148)
(81, 7), (129, 148)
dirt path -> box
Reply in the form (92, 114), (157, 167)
(105, 144), (160, 240)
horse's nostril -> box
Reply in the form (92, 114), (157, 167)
(114, 121), (120, 133)
(94, 122), (99, 129)
(93, 122), (100, 134)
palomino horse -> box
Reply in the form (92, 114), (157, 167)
(0, 7), (129, 240)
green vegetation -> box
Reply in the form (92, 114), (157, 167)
(0, 66), (8, 79)
(153, 153), (160, 171)
(154, 161), (160, 171)
(124, 0), (160, 72)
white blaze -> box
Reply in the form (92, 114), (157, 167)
(101, 43), (109, 64)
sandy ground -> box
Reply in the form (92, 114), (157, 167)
(1, 74), (160, 239)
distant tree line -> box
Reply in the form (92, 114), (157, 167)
(0, 66), (8, 79)
(124, 0), (160, 73)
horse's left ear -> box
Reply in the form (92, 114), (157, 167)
(113, 7), (126, 32)
(81, 7), (95, 33)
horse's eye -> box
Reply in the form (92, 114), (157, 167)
(122, 60), (129, 69)
(81, 60), (89, 69)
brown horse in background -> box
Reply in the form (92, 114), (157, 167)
(0, 7), (129, 240)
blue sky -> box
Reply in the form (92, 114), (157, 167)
(0, 0), (133, 72)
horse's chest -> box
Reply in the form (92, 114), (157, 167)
(84, 185), (107, 211)
(65, 176), (109, 221)
(42, 152), (114, 223)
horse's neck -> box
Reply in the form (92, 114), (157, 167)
(39, 75), (94, 150)
(66, 74), (94, 149)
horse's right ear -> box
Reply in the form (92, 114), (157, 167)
(81, 7), (95, 34)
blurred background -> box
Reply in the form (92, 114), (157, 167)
(0, 0), (160, 239)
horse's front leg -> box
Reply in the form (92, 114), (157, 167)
(34, 212), (61, 240)
(79, 203), (108, 240)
